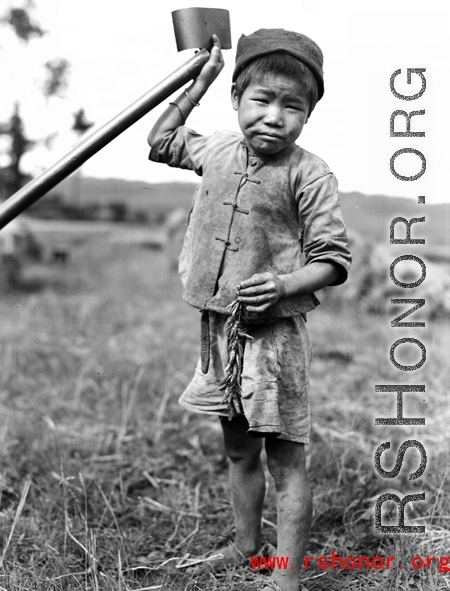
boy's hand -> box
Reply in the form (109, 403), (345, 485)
(195, 34), (224, 90)
(148, 35), (223, 147)
(237, 273), (285, 313)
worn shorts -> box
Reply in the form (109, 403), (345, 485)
(179, 312), (312, 443)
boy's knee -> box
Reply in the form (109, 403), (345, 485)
(266, 456), (291, 484)
(221, 416), (262, 466)
(266, 440), (307, 485)
(224, 440), (262, 467)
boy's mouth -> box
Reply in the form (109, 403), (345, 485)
(256, 132), (284, 141)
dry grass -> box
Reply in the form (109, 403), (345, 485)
(0, 229), (449, 591)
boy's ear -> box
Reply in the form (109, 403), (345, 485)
(231, 83), (239, 111)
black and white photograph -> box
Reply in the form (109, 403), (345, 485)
(1, 1), (449, 590)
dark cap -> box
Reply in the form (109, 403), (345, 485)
(232, 28), (324, 100)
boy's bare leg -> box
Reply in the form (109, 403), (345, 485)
(264, 439), (312, 591)
(220, 415), (265, 557)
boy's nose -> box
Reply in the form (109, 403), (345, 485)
(263, 105), (283, 126)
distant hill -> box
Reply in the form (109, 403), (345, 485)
(45, 176), (450, 250)
(47, 175), (197, 219)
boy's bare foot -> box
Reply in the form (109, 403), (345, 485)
(259, 579), (283, 591)
(177, 542), (246, 573)
(201, 542), (246, 569)
(259, 578), (308, 591)
(177, 541), (276, 573)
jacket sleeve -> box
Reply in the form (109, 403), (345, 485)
(149, 126), (209, 176)
(297, 172), (352, 285)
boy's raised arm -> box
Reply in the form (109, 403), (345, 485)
(147, 35), (224, 147)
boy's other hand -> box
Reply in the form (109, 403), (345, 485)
(196, 34), (224, 90)
(237, 272), (285, 313)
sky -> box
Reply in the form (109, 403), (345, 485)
(1, 0), (450, 203)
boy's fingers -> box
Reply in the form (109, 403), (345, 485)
(239, 295), (270, 306)
(238, 273), (270, 289)
(210, 35), (221, 56)
(211, 33), (221, 49)
(238, 284), (267, 296)
(239, 292), (267, 301)
(245, 302), (271, 313)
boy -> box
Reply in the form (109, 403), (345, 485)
(148, 29), (351, 591)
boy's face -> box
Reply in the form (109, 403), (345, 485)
(231, 72), (310, 156)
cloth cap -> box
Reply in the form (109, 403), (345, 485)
(232, 28), (324, 100)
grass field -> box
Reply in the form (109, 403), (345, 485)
(0, 228), (449, 591)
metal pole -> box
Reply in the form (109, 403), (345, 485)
(0, 49), (210, 230)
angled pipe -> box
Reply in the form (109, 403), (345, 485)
(0, 49), (210, 230)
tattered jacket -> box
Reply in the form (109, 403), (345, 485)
(149, 128), (351, 320)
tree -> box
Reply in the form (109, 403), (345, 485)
(0, 4), (74, 199)
(72, 109), (94, 137)
(0, 103), (34, 197)
(43, 58), (71, 99)
(1, 6), (44, 42)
